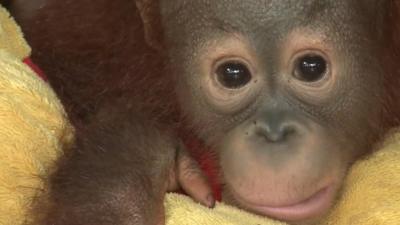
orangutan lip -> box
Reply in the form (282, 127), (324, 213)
(233, 185), (335, 222)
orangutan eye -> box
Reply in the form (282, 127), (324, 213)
(216, 61), (252, 89)
(293, 54), (328, 82)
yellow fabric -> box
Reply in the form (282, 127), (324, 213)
(324, 133), (400, 225)
(0, 6), (30, 60)
(164, 134), (400, 225)
(165, 194), (285, 225)
(0, 6), (74, 225)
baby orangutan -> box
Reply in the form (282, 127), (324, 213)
(8, 0), (400, 224)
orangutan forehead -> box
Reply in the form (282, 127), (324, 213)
(159, 0), (387, 49)
(160, 0), (385, 22)
(160, 0), (386, 36)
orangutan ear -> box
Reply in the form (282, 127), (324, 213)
(135, 0), (163, 50)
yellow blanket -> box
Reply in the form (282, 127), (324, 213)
(0, 6), (74, 225)
(0, 5), (398, 225)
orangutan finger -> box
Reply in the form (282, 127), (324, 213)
(176, 146), (215, 208)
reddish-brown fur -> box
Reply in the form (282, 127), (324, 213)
(11, 0), (175, 127)
(383, 1), (400, 127)
(10, 2), (183, 224)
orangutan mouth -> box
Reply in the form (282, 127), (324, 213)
(232, 184), (337, 222)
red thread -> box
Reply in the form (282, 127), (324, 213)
(23, 57), (47, 81)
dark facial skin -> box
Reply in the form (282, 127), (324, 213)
(159, 0), (387, 223)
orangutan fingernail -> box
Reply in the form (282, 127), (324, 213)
(206, 194), (215, 208)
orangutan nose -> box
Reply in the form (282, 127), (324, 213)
(254, 112), (300, 143)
